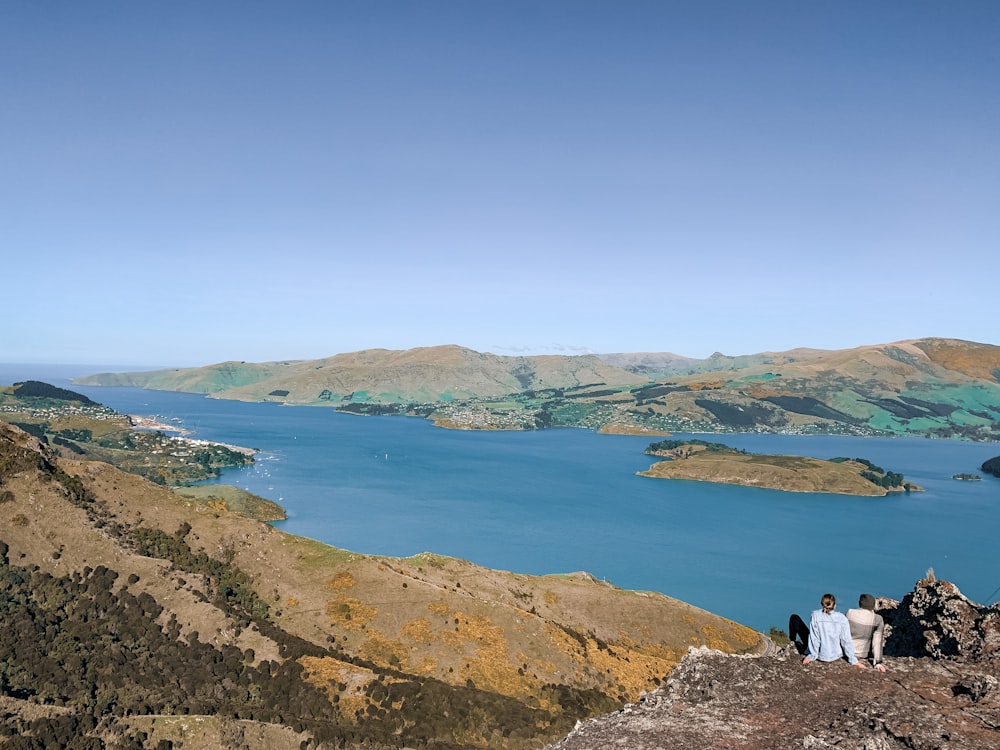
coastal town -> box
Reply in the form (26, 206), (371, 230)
(0, 385), (254, 485)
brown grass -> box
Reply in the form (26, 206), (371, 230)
(639, 452), (887, 495)
(914, 338), (1000, 381)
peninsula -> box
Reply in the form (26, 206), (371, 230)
(637, 439), (921, 495)
(0, 379), (255, 486)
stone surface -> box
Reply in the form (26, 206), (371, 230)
(546, 579), (1000, 749)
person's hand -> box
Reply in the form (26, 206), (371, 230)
(802, 657), (811, 665)
(852, 662), (868, 669)
(874, 663), (887, 673)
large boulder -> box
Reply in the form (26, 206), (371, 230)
(882, 577), (1000, 660)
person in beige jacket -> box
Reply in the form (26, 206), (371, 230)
(846, 593), (886, 672)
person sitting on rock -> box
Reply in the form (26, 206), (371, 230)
(788, 612), (810, 655)
(846, 593), (886, 672)
(802, 593), (866, 668)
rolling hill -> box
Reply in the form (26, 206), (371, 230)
(73, 345), (646, 404)
(73, 338), (1000, 440)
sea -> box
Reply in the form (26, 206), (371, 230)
(4, 363), (999, 632)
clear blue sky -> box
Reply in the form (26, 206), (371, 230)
(3, 1), (998, 366)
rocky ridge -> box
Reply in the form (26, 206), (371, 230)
(547, 578), (1000, 749)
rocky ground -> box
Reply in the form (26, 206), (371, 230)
(547, 579), (1000, 749)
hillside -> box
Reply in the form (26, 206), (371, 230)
(73, 345), (647, 405)
(0, 421), (761, 749)
(73, 338), (1000, 440)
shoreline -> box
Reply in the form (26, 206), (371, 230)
(129, 414), (256, 455)
(129, 414), (191, 434)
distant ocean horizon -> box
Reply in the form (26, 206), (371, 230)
(3, 362), (999, 632)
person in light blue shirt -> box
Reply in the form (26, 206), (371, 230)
(802, 593), (867, 669)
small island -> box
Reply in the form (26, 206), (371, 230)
(638, 439), (922, 496)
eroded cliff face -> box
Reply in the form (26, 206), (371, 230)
(548, 579), (1000, 750)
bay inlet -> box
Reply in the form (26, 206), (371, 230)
(5, 364), (999, 632)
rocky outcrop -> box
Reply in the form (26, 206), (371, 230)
(547, 579), (1000, 749)
(883, 579), (1000, 661)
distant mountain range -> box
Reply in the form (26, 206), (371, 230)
(74, 338), (1000, 441)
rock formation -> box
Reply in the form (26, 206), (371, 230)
(547, 579), (1000, 749)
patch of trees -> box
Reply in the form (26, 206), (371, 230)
(861, 470), (905, 488)
(8, 421), (48, 441)
(0, 714), (111, 749)
(56, 428), (94, 442)
(695, 398), (780, 428)
(897, 396), (956, 418)
(51, 435), (86, 454)
(511, 365), (537, 391)
(520, 388), (564, 399)
(761, 396), (855, 423)
(130, 525), (270, 624)
(562, 382), (606, 392)
(0, 551), (342, 744)
(407, 404), (438, 418)
(337, 403), (404, 416)
(982, 456), (1000, 478)
(631, 384), (690, 401)
(931, 424), (1000, 441)
(863, 397), (934, 420)
(646, 439), (735, 454)
(833, 456), (883, 472)
(560, 389), (619, 400)
(534, 407), (555, 429)
(0, 544), (586, 748)
(837, 457), (907, 489)
(12, 381), (98, 406)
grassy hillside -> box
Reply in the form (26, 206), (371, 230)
(0, 421), (761, 749)
(72, 338), (1000, 440)
(74, 345), (647, 405)
(627, 338), (1000, 440)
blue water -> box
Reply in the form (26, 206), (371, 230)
(4, 363), (999, 632)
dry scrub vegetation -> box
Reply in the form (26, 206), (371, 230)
(0, 421), (761, 748)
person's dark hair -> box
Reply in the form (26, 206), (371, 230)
(859, 593), (876, 610)
(821, 593), (836, 613)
